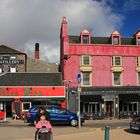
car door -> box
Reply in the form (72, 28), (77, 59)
(52, 108), (71, 125)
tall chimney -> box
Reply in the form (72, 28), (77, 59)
(35, 43), (39, 59)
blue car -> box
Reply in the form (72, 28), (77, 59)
(26, 105), (84, 127)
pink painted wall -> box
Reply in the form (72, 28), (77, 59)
(93, 56), (111, 86)
(123, 57), (137, 86)
(64, 55), (80, 86)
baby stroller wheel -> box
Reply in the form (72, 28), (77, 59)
(49, 131), (53, 140)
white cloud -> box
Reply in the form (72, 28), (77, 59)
(0, 0), (124, 63)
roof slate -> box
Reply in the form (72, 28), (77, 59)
(0, 45), (26, 54)
(0, 73), (62, 86)
(69, 35), (136, 45)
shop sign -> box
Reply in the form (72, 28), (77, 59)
(0, 87), (65, 97)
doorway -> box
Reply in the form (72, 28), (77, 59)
(6, 102), (12, 117)
(105, 101), (114, 118)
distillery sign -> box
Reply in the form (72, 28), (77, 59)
(0, 56), (24, 65)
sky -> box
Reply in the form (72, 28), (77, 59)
(0, 0), (140, 63)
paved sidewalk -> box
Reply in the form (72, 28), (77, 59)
(19, 129), (140, 140)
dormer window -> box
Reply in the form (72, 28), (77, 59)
(82, 35), (89, 44)
(111, 30), (121, 45)
(81, 29), (91, 44)
(113, 37), (119, 45)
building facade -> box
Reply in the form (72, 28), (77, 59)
(60, 17), (140, 119)
(0, 44), (65, 118)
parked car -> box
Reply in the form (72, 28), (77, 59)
(130, 116), (140, 132)
(26, 105), (85, 127)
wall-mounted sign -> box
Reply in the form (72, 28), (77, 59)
(0, 87), (65, 97)
(0, 56), (24, 65)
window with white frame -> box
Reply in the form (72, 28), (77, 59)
(138, 72), (140, 85)
(22, 102), (31, 111)
(10, 66), (17, 73)
(113, 72), (121, 86)
(82, 72), (91, 86)
(137, 57), (140, 66)
(112, 56), (122, 66)
(138, 38), (140, 45)
(113, 37), (119, 45)
(81, 55), (91, 65)
(0, 66), (3, 73)
(82, 35), (89, 44)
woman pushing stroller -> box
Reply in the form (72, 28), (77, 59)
(35, 106), (52, 140)
(36, 115), (52, 140)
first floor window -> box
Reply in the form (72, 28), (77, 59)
(82, 72), (91, 86)
(138, 72), (140, 85)
(112, 56), (122, 66)
(113, 72), (121, 86)
(0, 66), (3, 73)
(81, 55), (91, 65)
(9, 65), (17, 72)
(138, 38), (140, 45)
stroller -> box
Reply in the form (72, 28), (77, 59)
(35, 116), (53, 140)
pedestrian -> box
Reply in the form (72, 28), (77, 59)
(36, 106), (50, 122)
(12, 110), (19, 120)
(35, 106), (50, 140)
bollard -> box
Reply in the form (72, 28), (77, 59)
(104, 126), (110, 140)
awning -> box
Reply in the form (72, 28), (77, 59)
(80, 86), (140, 95)
(0, 98), (13, 102)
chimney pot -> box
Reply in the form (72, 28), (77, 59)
(35, 43), (39, 59)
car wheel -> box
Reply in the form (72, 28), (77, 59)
(70, 119), (78, 127)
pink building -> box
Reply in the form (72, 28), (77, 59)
(60, 17), (140, 119)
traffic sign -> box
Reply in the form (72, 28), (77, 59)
(77, 73), (81, 84)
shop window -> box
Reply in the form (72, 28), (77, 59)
(81, 55), (91, 65)
(113, 72), (121, 86)
(22, 102), (31, 112)
(82, 72), (91, 86)
(82, 35), (89, 44)
(112, 56), (122, 66)
(113, 36), (119, 45)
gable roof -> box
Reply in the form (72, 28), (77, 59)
(0, 73), (62, 86)
(0, 45), (26, 54)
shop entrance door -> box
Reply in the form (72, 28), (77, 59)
(6, 102), (12, 117)
(105, 101), (114, 118)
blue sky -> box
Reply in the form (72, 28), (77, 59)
(0, 0), (140, 62)
(105, 0), (140, 36)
